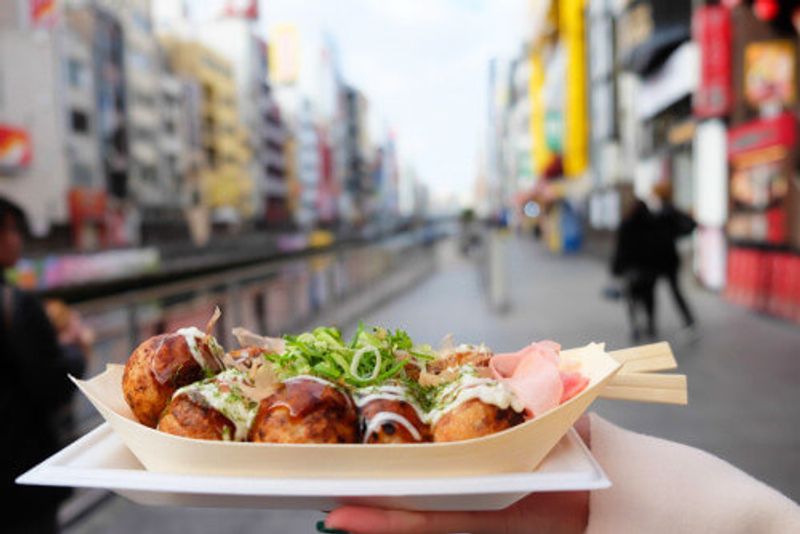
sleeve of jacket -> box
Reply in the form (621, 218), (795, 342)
(610, 223), (629, 276)
(7, 291), (86, 412)
(586, 414), (800, 534)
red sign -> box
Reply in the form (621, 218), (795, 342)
(222, 0), (258, 20)
(29, 0), (56, 28)
(68, 188), (107, 222)
(728, 113), (797, 158)
(693, 6), (732, 118)
(0, 125), (33, 172)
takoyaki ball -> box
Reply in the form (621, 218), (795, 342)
(427, 346), (492, 375)
(432, 399), (524, 443)
(157, 369), (258, 441)
(361, 398), (431, 444)
(157, 394), (235, 441)
(249, 377), (358, 444)
(122, 327), (224, 428)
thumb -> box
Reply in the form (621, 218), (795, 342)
(325, 506), (498, 534)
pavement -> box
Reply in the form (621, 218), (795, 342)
(64, 235), (800, 533)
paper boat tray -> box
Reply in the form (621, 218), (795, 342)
(73, 342), (686, 479)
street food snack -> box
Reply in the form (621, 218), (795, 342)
(121, 319), (590, 444)
(354, 383), (431, 443)
(157, 369), (259, 441)
(428, 365), (526, 442)
(122, 326), (225, 427)
(249, 376), (358, 444)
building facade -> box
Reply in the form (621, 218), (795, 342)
(194, 18), (289, 226)
(160, 37), (251, 223)
(0, 1), (111, 248)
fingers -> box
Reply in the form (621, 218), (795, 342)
(325, 506), (496, 534)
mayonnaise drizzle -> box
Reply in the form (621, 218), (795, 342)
(353, 384), (427, 423)
(363, 411), (423, 442)
(284, 374), (338, 388)
(427, 367), (524, 426)
(176, 326), (223, 372)
(173, 369), (258, 441)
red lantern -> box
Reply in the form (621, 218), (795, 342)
(754, 0), (779, 21)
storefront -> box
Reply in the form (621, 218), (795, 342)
(723, 5), (800, 323)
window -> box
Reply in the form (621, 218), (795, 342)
(141, 165), (158, 182)
(66, 59), (86, 88)
(129, 51), (151, 72)
(131, 11), (152, 33)
(70, 110), (90, 134)
(70, 161), (93, 187)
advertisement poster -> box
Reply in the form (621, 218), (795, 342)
(0, 125), (32, 172)
(744, 40), (796, 108)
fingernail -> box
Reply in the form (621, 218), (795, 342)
(315, 519), (350, 534)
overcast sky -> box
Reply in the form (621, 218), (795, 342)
(186, 0), (528, 204)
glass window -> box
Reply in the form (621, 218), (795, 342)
(70, 161), (93, 187)
(141, 165), (158, 182)
(129, 51), (151, 72)
(66, 58), (86, 88)
(70, 109), (90, 134)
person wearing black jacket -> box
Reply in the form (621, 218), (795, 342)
(652, 182), (697, 330)
(611, 200), (660, 341)
(0, 197), (87, 533)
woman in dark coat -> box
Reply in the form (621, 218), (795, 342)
(611, 200), (660, 341)
(0, 197), (87, 533)
(652, 182), (696, 330)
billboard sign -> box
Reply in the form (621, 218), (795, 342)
(693, 5), (732, 118)
(0, 125), (33, 173)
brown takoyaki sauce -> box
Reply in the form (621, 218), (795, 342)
(149, 334), (204, 386)
(262, 377), (348, 419)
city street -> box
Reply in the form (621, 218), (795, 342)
(65, 236), (800, 533)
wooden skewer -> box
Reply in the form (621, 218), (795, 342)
(601, 371), (688, 405)
(609, 341), (677, 374)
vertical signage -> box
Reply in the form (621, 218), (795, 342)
(693, 6), (732, 118)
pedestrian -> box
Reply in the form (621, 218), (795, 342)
(652, 181), (697, 332)
(0, 196), (90, 534)
(610, 200), (659, 341)
(322, 414), (800, 534)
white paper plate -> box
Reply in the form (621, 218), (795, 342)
(17, 423), (609, 511)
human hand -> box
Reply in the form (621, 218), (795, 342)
(323, 417), (592, 534)
(47, 300), (94, 357)
(323, 491), (588, 534)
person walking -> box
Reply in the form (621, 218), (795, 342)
(610, 200), (659, 341)
(652, 181), (697, 332)
(0, 197), (90, 533)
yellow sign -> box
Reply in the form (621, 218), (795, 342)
(561, 0), (589, 177)
(269, 24), (300, 85)
(529, 48), (551, 176)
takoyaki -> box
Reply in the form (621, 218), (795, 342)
(354, 384), (431, 444)
(249, 376), (358, 444)
(428, 366), (525, 442)
(122, 327), (224, 427)
(157, 369), (259, 441)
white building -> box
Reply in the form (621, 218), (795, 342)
(192, 17), (289, 222)
(295, 99), (320, 229)
(0, 1), (101, 239)
(95, 0), (168, 216)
